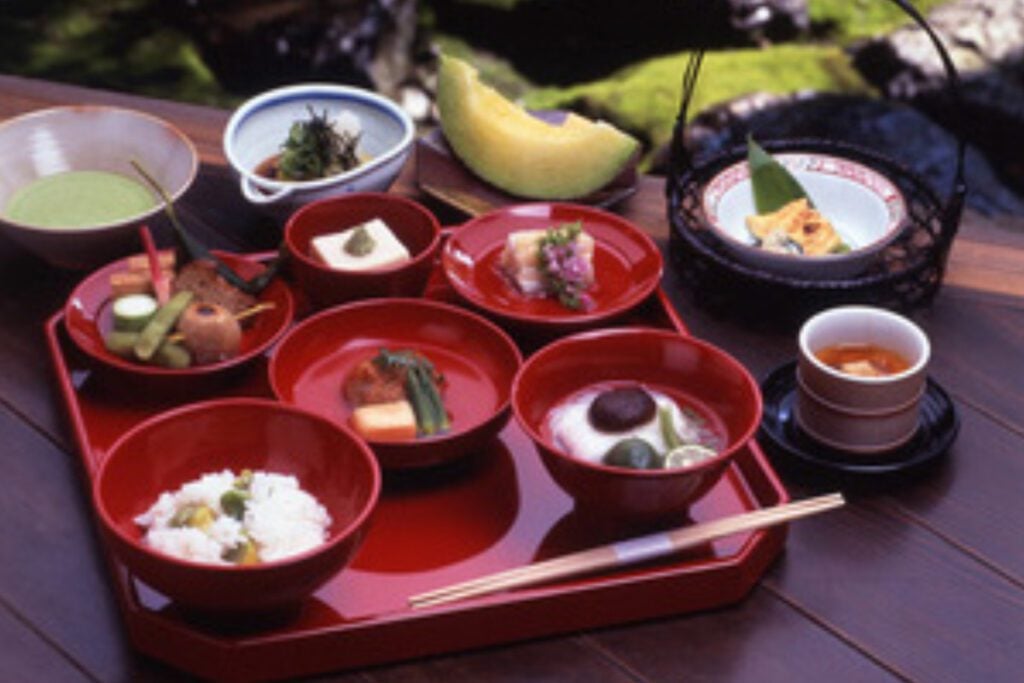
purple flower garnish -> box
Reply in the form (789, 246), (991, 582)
(537, 221), (594, 311)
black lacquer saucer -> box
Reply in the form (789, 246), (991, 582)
(759, 361), (959, 479)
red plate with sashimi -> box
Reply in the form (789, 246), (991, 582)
(441, 203), (663, 333)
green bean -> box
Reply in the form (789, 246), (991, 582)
(133, 291), (193, 361)
(420, 366), (450, 434)
(104, 330), (140, 358)
(152, 342), (191, 369)
(406, 366), (438, 435)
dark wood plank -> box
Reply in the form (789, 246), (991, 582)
(0, 603), (97, 683)
(917, 294), (1024, 432)
(588, 588), (902, 683)
(0, 241), (81, 446)
(0, 403), (144, 682)
(364, 637), (637, 683)
(870, 389), (1024, 582)
(761, 490), (1024, 683)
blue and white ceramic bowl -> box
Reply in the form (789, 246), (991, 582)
(223, 84), (415, 216)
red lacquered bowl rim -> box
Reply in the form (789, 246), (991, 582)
(93, 397), (381, 575)
(511, 327), (763, 478)
(442, 202), (663, 329)
(283, 191), (442, 279)
(64, 251), (295, 377)
(268, 297), (523, 446)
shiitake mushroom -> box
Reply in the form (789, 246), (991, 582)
(588, 385), (657, 432)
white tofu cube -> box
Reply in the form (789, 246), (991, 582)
(310, 218), (411, 271)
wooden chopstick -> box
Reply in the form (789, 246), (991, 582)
(409, 492), (844, 609)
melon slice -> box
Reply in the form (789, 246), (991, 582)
(436, 55), (640, 200)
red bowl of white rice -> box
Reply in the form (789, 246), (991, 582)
(93, 398), (380, 615)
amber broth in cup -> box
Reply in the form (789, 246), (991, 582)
(815, 343), (911, 378)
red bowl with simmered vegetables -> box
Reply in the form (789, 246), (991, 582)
(93, 398), (380, 615)
(64, 251), (294, 390)
(512, 328), (762, 522)
(268, 298), (523, 469)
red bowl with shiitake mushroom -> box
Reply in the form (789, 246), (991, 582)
(512, 328), (762, 523)
(64, 250), (294, 391)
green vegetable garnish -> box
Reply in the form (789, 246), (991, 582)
(374, 349), (450, 436)
(537, 221), (593, 311)
(659, 405), (684, 451)
(344, 225), (376, 257)
(133, 291), (193, 361)
(220, 489), (250, 521)
(277, 107), (361, 181)
(747, 135), (810, 214)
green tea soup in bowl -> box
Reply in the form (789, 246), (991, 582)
(0, 106), (197, 269)
(5, 170), (157, 228)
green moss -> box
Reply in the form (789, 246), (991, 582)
(809, 0), (950, 40)
(0, 0), (229, 106)
(525, 44), (873, 166)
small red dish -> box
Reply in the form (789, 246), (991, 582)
(268, 298), (523, 469)
(64, 251), (294, 386)
(442, 203), (663, 333)
(284, 192), (442, 309)
(93, 398), (381, 615)
(512, 327), (763, 522)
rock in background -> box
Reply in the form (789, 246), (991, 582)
(683, 91), (1024, 216)
(852, 0), (1024, 197)
(160, 0), (435, 119)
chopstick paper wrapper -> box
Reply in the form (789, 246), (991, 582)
(410, 492), (844, 609)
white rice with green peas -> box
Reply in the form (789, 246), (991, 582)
(134, 469), (331, 565)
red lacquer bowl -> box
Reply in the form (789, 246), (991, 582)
(268, 298), (523, 469)
(284, 192), (442, 309)
(93, 398), (381, 615)
(442, 203), (663, 333)
(64, 251), (294, 387)
(512, 328), (763, 522)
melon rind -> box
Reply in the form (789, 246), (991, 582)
(436, 55), (639, 200)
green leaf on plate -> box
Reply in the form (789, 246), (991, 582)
(747, 135), (810, 214)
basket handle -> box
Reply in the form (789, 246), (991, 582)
(670, 0), (967, 224)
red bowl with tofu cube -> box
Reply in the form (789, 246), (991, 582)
(283, 192), (442, 309)
(268, 298), (523, 469)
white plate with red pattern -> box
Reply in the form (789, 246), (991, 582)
(701, 152), (907, 279)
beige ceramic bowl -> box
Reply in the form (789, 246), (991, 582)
(0, 106), (197, 269)
(796, 305), (930, 453)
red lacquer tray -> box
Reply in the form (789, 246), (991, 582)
(47, 268), (789, 683)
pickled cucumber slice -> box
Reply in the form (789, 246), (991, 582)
(112, 294), (158, 332)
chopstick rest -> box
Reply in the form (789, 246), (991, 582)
(409, 492), (844, 609)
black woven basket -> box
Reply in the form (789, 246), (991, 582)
(665, 0), (967, 324)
